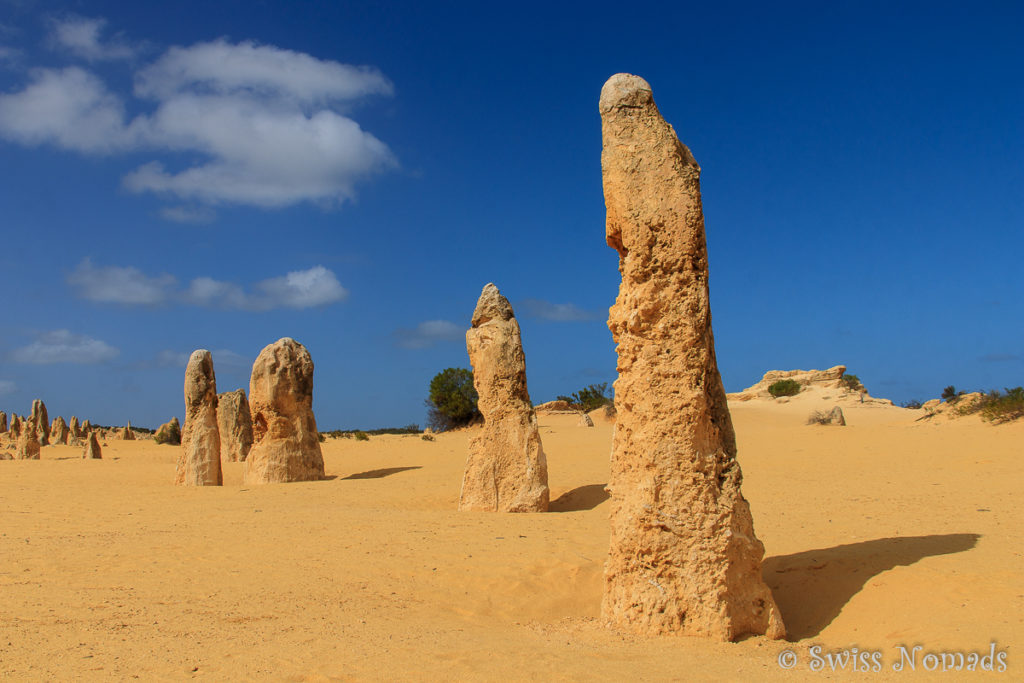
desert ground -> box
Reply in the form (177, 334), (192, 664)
(1, 393), (1021, 681)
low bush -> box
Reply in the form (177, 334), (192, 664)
(978, 387), (1024, 423)
(353, 431), (370, 441)
(806, 410), (830, 425)
(840, 374), (863, 391)
(426, 368), (479, 431)
(768, 379), (801, 397)
(941, 385), (964, 403)
(556, 382), (612, 413)
(900, 399), (923, 409)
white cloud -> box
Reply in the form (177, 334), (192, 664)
(48, 15), (137, 61)
(67, 258), (176, 304)
(0, 379), (16, 395)
(0, 30), (395, 208)
(11, 329), (120, 364)
(394, 320), (464, 349)
(159, 205), (215, 223)
(518, 298), (599, 322)
(68, 259), (347, 311)
(134, 38), (392, 104)
(0, 67), (137, 153)
(254, 265), (348, 309)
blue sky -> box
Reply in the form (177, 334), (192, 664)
(0, 1), (1020, 429)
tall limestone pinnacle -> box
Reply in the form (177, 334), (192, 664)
(599, 73), (785, 640)
(175, 349), (223, 486)
(460, 283), (549, 512)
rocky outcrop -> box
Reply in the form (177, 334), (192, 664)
(154, 417), (182, 445)
(8, 414), (20, 438)
(534, 400), (575, 413)
(0, 411), (7, 432)
(17, 424), (40, 459)
(578, 412), (594, 427)
(243, 338), (324, 484)
(174, 350), (223, 486)
(459, 284), (549, 512)
(599, 73), (784, 641)
(121, 423), (136, 440)
(217, 389), (254, 462)
(81, 419), (92, 434)
(30, 399), (49, 446)
(68, 416), (81, 438)
(51, 416), (70, 445)
(728, 366), (847, 401)
(83, 431), (102, 459)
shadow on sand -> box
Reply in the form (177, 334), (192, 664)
(342, 466), (422, 480)
(764, 533), (980, 640)
(549, 483), (609, 512)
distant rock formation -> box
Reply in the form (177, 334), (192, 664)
(460, 283), (549, 512)
(8, 414), (20, 438)
(244, 338), (324, 484)
(121, 422), (136, 440)
(0, 411), (7, 432)
(728, 366), (847, 401)
(534, 400), (575, 414)
(51, 416), (70, 444)
(30, 399), (49, 446)
(83, 431), (102, 459)
(174, 350), (223, 486)
(68, 416), (81, 438)
(81, 419), (92, 434)
(17, 424), (40, 459)
(217, 389), (254, 462)
(599, 73), (784, 640)
(154, 417), (182, 445)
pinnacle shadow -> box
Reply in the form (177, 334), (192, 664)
(342, 466), (422, 480)
(549, 483), (609, 512)
(763, 533), (980, 640)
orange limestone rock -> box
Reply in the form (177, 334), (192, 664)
(243, 338), (324, 484)
(51, 416), (70, 445)
(30, 399), (49, 446)
(83, 431), (102, 459)
(459, 284), (549, 512)
(0, 411), (7, 432)
(174, 350), (223, 486)
(599, 73), (784, 641)
(17, 423), (40, 459)
(217, 389), (254, 462)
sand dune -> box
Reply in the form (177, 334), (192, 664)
(1, 396), (1020, 679)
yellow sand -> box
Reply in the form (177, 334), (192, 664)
(1, 398), (1020, 680)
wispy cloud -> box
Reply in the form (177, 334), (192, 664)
(394, 320), (464, 349)
(47, 15), (138, 61)
(0, 379), (16, 395)
(68, 259), (348, 310)
(0, 27), (395, 208)
(11, 329), (119, 364)
(979, 352), (1021, 363)
(159, 205), (215, 224)
(518, 298), (599, 322)
(68, 258), (177, 304)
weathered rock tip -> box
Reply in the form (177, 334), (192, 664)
(599, 73), (653, 112)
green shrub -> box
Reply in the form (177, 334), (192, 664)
(768, 379), (801, 397)
(840, 374), (863, 391)
(353, 431), (369, 441)
(900, 399), (923, 409)
(426, 368), (479, 431)
(556, 382), (612, 413)
(978, 387), (1024, 423)
(941, 385), (963, 403)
